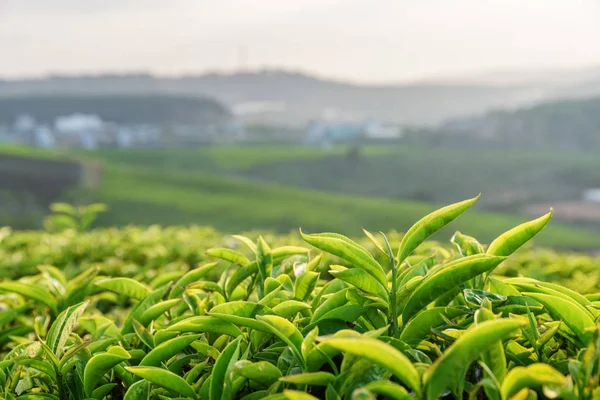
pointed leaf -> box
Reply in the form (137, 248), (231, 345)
(126, 366), (197, 399)
(317, 336), (421, 396)
(487, 211), (552, 257)
(397, 195), (480, 263)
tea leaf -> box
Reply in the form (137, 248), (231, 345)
(397, 195), (480, 263)
(126, 366), (197, 399)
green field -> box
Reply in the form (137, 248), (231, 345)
(2, 144), (600, 250)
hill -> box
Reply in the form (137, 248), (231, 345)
(440, 96), (600, 151)
(4, 69), (598, 126)
(0, 94), (232, 125)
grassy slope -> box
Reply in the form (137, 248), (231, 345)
(3, 144), (600, 250)
(96, 163), (600, 250)
(237, 145), (600, 207)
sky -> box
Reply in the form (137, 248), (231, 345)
(1, 0), (600, 83)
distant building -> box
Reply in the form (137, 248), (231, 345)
(33, 125), (56, 148)
(363, 119), (404, 139)
(13, 114), (36, 133)
(304, 120), (362, 146)
(583, 189), (600, 204)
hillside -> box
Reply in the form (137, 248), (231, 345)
(1, 70), (591, 126)
(79, 146), (600, 218)
(440, 96), (600, 151)
(0, 94), (232, 125)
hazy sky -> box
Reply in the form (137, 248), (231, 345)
(1, 0), (600, 83)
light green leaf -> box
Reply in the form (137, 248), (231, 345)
(166, 316), (243, 337)
(329, 267), (388, 301)
(126, 366), (197, 399)
(45, 301), (88, 358)
(0, 282), (58, 313)
(487, 211), (552, 257)
(209, 301), (273, 332)
(523, 292), (595, 343)
(300, 231), (387, 287)
(424, 319), (525, 400)
(233, 360), (282, 386)
(280, 372), (336, 386)
(84, 346), (131, 397)
(210, 337), (242, 400)
(397, 195), (480, 263)
(402, 254), (505, 324)
(316, 336), (421, 396)
(501, 364), (567, 399)
(139, 334), (200, 367)
(124, 379), (150, 400)
(206, 248), (251, 265)
(95, 277), (151, 300)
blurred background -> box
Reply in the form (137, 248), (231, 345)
(1, 0), (599, 251)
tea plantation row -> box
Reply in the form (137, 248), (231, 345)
(1, 196), (600, 399)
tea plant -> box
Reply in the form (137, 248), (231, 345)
(0, 196), (599, 399)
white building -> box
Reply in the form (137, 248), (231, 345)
(583, 189), (600, 204)
(363, 119), (404, 139)
(33, 125), (56, 148)
(13, 114), (36, 133)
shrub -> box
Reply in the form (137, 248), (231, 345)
(0, 196), (599, 399)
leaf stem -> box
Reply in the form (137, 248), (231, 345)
(381, 233), (399, 338)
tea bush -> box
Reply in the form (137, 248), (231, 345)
(0, 196), (599, 399)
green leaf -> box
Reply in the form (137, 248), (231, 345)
(126, 366), (197, 399)
(49, 202), (76, 215)
(139, 334), (200, 367)
(450, 231), (484, 257)
(272, 246), (310, 260)
(402, 254), (505, 324)
(209, 301), (272, 332)
(15, 359), (56, 380)
(95, 277), (151, 300)
(84, 346), (131, 397)
(138, 299), (181, 326)
(362, 228), (388, 256)
(475, 306), (507, 383)
(232, 235), (258, 254)
(256, 315), (305, 368)
(397, 195), (480, 263)
(283, 390), (319, 400)
(210, 337), (242, 400)
(400, 306), (469, 346)
(501, 364), (567, 399)
(45, 301), (88, 358)
(124, 379), (150, 400)
(523, 292), (595, 343)
(226, 262), (258, 297)
(506, 277), (590, 307)
(362, 381), (412, 400)
(424, 319), (525, 400)
(91, 383), (118, 400)
(463, 289), (507, 307)
(329, 267), (388, 301)
(272, 300), (311, 319)
(0, 282), (58, 313)
(168, 262), (218, 299)
(311, 289), (350, 324)
(300, 231), (387, 287)
(316, 336), (421, 396)
(487, 211), (552, 257)
(166, 316), (243, 337)
(280, 372), (336, 386)
(206, 248), (251, 265)
(294, 271), (320, 302)
(233, 360), (282, 386)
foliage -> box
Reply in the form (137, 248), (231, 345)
(0, 198), (600, 399)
